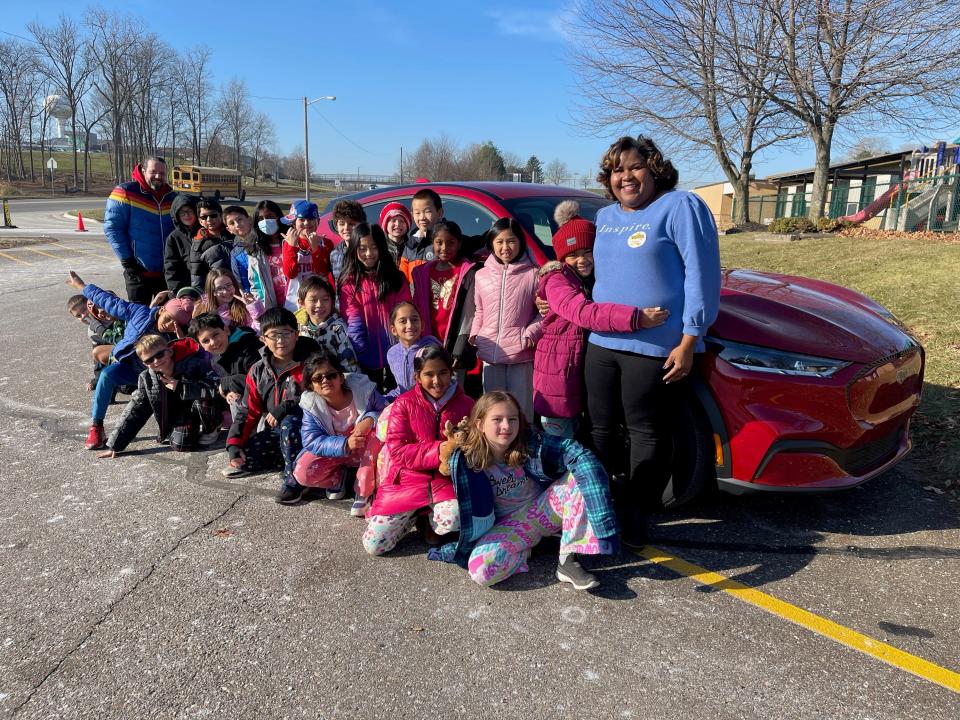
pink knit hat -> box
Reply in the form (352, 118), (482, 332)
(379, 202), (413, 233)
(551, 200), (596, 262)
(161, 298), (194, 329)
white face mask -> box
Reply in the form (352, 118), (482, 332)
(258, 218), (279, 235)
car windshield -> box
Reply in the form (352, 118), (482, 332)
(502, 195), (612, 258)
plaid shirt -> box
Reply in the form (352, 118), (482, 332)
(435, 430), (619, 567)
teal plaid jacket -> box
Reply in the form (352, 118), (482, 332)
(432, 430), (619, 567)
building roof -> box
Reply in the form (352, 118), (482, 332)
(765, 150), (909, 182)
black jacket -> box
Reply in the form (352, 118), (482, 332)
(188, 229), (234, 290)
(213, 327), (264, 396)
(107, 338), (219, 452)
(164, 194), (199, 293)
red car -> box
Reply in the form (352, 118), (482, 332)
(319, 182), (925, 502)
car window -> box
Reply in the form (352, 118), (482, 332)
(503, 195), (611, 252)
(439, 197), (497, 237)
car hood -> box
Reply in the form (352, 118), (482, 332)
(711, 269), (915, 363)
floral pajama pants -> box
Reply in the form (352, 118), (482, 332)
(467, 473), (600, 587)
(362, 499), (460, 556)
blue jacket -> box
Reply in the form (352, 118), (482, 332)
(297, 373), (386, 458)
(103, 165), (176, 273)
(434, 430), (619, 567)
(82, 284), (158, 362)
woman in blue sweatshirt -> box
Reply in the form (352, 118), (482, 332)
(586, 136), (721, 547)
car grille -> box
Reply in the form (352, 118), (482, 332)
(840, 426), (904, 476)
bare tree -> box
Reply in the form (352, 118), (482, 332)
(545, 159), (569, 185)
(573, 0), (799, 224)
(28, 15), (94, 188)
(181, 46), (213, 164)
(842, 136), (892, 163)
(405, 134), (460, 181)
(219, 78), (254, 172)
(249, 112), (275, 183)
(86, 8), (144, 182)
(0, 39), (38, 181)
(756, 0), (960, 219)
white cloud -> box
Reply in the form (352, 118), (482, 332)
(486, 6), (573, 41)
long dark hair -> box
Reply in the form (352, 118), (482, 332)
(339, 222), (406, 301)
(247, 199), (285, 255)
(484, 217), (528, 264)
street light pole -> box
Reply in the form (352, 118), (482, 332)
(303, 95), (336, 202)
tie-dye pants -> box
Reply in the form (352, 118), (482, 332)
(467, 473), (600, 587)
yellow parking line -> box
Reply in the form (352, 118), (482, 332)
(637, 546), (960, 694)
(0, 250), (33, 265)
(23, 246), (67, 259)
(49, 241), (112, 260)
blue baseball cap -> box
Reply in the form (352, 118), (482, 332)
(282, 200), (319, 224)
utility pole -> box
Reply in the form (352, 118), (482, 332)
(302, 95), (336, 202)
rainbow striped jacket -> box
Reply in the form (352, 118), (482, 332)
(103, 172), (176, 273)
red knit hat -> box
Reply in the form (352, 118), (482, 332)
(552, 200), (596, 261)
(379, 202), (413, 233)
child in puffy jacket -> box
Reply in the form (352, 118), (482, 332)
(293, 350), (387, 517)
(338, 223), (411, 390)
(362, 346), (474, 556)
(535, 202), (668, 437)
(469, 218), (542, 421)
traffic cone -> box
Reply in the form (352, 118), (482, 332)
(76, 212), (87, 232)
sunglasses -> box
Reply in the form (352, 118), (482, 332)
(199, 213), (220, 220)
(311, 371), (340, 384)
(142, 347), (170, 365)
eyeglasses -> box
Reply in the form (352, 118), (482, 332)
(142, 347), (170, 365)
(199, 213), (220, 220)
(311, 371), (340, 384)
(263, 330), (295, 342)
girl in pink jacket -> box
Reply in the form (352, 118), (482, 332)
(338, 223), (411, 390)
(469, 218), (542, 421)
(362, 346), (474, 556)
(535, 202), (668, 438)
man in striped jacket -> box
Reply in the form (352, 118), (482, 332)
(103, 156), (176, 304)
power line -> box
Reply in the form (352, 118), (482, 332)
(308, 105), (391, 157)
(0, 28), (39, 45)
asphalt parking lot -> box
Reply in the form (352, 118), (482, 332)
(0, 233), (957, 719)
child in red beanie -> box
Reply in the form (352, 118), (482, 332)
(379, 201), (413, 265)
(533, 201), (669, 437)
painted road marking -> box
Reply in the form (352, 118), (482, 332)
(49, 242), (112, 261)
(23, 246), (69, 260)
(0, 250), (33, 265)
(637, 546), (960, 694)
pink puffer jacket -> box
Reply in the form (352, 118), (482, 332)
(533, 262), (639, 418)
(469, 253), (542, 364)
(372, 384), (475, 516)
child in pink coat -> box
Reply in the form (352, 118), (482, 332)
(535, 202), (668, 437)
(469, 218), (542, 421)
(362, 346), (474, 556)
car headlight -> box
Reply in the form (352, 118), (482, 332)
(710, 338), (851, 377)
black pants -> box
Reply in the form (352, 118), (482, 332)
(124, 269), (166, 305)
(584, 343), (689, 511)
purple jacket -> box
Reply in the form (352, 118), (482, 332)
(385, 335), (440, 399)
(533, 262), (639, 418)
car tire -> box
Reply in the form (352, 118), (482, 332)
(659, 398), (716, 509)
(214, 189), (221, 201)
(240, 189), (246, 201)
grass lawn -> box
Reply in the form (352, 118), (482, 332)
(720, 233), (960, 487)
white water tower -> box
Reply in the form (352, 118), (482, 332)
(44, 94), (72, 139)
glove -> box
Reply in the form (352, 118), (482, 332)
(121, 257), (144, 272)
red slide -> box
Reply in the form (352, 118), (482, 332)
(840, 184), (902, 224)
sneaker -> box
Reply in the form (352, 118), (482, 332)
(221, 465), (249, 478)
(556, 555), (599, 591)
(85, 425), (106, 450)
(350, 498), (368, 517)
(275, 484), (304, 505)
(325, 472), (347, 501)
(197, 429), (220, 448)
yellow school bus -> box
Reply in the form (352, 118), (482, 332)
(171, 166), (245, 200)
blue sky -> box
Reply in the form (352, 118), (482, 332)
(4, 0), (927, 187)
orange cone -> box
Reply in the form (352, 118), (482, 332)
(76, 212), (87, 232)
